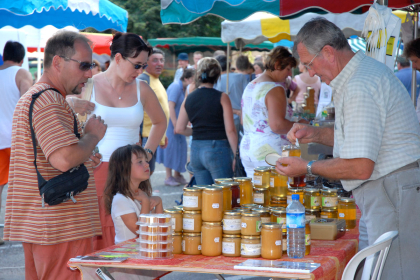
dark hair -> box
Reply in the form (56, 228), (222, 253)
(236, 55), (253, 71)
(404, 38), (420, 60)
(110, 32), (152, 60)
(104, 145), (152, 215)
(265, 46), (297, 71)
(181, 68), (195, 81)
(214, 55), (227, 72)
(151, 48), (165, 56)
(195, 57), (221, 86)
(3, 41), (25, 63)
(44, 31), (91, 69)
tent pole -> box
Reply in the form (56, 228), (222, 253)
(412, 9), (418, 106)
(37, 29), (41, 82)
(226, 44), (230, 95)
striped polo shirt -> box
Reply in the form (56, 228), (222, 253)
(4, 83), (102, 245)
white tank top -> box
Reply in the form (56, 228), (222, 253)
(0, 66), (21, 149)
(90, 79), (144, 162)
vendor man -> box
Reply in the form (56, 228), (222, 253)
(276, 18), (420, 280)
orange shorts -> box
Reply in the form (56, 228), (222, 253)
(0, 148), (11, 185)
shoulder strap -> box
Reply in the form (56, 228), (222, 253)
(77, 78), (94, 123)
(138, 73), (150, 85)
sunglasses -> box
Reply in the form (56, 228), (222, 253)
(60, 56), (96, 71)
(125, 57), (148, 70)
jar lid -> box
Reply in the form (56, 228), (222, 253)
(172, 232), (182, 236)
(232, 207), (247, 213)
(340, 197), (355, 203)
(254, 167), (270, 172)
(193, 185), (211, 189)
(233, 177), (252, 182)
(262, 223), (281, 229)
(223, 234), (241, 238)
(252, 207), (270, 214)
(183, 210), (201, 214)
(202, 222), (222, 226)
(203, 186), (223, 191)
(241, 212), (261, 217)
(269, 206), (286, 211)
(271, 208), (287, 214)
(288, 187), (304, 193)
(253, 187), (268, 191)
(224, 211), (241, 216)
(214, 178), (233, 182)
(173, 205), (184, 210)
(305, 208), (320, 213)
(183, 233), (201, 237)
(242, 203), (258, 208)
(212, 184), (232, 189)
(183, 187), (202, 192)
(242, 235), (261, 240)
(222, 182), (239, 187)
(271, 196), (287, 201)
(321, 208), (337, 213)
(164, 208), (183, 214)
(304, 188), (320, 193)
(282, 145), (292, 150)
(321, 188), (338, 194)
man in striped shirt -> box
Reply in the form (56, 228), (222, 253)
(4, 31), (107, 280)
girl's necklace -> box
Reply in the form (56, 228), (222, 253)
(104, 74), (124, 100)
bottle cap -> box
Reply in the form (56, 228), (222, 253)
(292, 194), (300, 200)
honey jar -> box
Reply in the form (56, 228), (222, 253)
(305, 220), (311, 255)
(338, 197), (357, 229)
(164, 208), (183, 232)
(214, 178), (233, 184)
(234, 177), (253, 205)
(182, 233), (201, 255)
(303, 188), (321, 210)
(287, 188), (304, 205)
(321, 188), (338, 210)
(252, 207), (271, 224)
(241, 212), (262, 236)
(222, 211), (242, 234)
(183, 210), (202, 233)
(213, 184), (232, 211)
(271, 207), (287, 232)
(320, 208), (338, 219)
(282, 231), (287, 253)
(305, 208), (320, 222)
(227, 182), (241, 208)
(253, 167), (271, 188)
(253, 187), (269, 206)
(270, 196), (287, 207)
(202, 186), (223, 222)
(241, 236), (261, 258)
(183, 187), (202, 211)
(201, 222), (223, 256)
(222, 234), (241, 257)
(261, 223), (282, 259)
(270, 167), (288, 198)
(172, 232), (182, 254)
(288, 175), (307, 188)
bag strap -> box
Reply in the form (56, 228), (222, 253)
(29, 88), (80, 187)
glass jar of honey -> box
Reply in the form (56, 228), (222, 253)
(321, 188), (339, 210)
(338, 197), (357, 229)
(270, 167), (288, 198)
(241, 236), (261, 258)
(305, 220), (311, 255)
(164, 208), (183, 232)
(183, 187), (202, 211)
(201, 222), (223, 256)
(253, 187), (269, 206)
(172, 232), (182, 254)
(233, 177), (253, 205)
(241, 212), (262, 236)
(261, 223), (282, 259)
(253, 167), (271, 188)
(223, 211), (242, 234)
(303, 188), (321, 210)
(287, 188), (304, 205)
(321, 208), (338, 219)
(271, 207), (287, 233)
(227, 182), (240, 208)
(213, 184), (232, 211)
(288, 175), (307, 188)
(202, 186), (223, 222)
(214, 178), (233, 184)
(252, 207), (271, 224)
(183, 210), (202, 233)
(222, 234), (241, 257)
(305, 208), (320, 222)
(182, 233), (201, 255)
(270, 196), (287, 207)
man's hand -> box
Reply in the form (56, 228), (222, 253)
(160, 137), (168, 149)
(275, 157), (308, 178)
(84, 114), (107, 142)
(287, 123), (318, 145)
(89, 152), (102, 167)
(69, 97), (95, 116)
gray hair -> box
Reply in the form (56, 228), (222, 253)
(293, 17), (351, 58)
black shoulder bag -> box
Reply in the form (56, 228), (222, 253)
(29, 88), (90, 207)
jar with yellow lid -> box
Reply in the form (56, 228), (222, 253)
(193, 185), (211, 190)
(303, 188), (321, 210)
(321, 188), (338, 210)
(253, 167), (270, 188)
(213, 184), (232, 211)
(223, 211), (242, 234)
(202, 186), (223, 222)
(214, 178), (233, 184)
(172, 232), (182, 254)
(182, 233), (201, 255)
(338, 197), (357, 229)
(241, 236), (261, 258)
(287, 188), (304, 205)
(271, 208), (287, 232)
(183, 187), (202, 211)
(270, 196), (287, 207)
(234, 177), (253, 205)
(261, 223), (282, 259)
(270, 167), (288, 198)
(305, 220), (311, 255)
(164, 208), (183, 232)
(320, 208), (338, 219)
(183, 210), (202, 233)
(305, 208), (320, 222)
(252, 207), (271, 224)
(253, 187), (269, 207)
(222, 234), (241, 257)
(201, 222), (223, 256)
(241, 212), (262, 236)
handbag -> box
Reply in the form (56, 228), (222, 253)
(234, 149), (246, 177)
(29, 88), (90, 207)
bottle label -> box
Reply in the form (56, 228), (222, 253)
(241, 243), (261, 256)
(214, 237), (220, 243)
(223, 219), (241, 230)
(305, 234), (311, 245)
(305, 214), (316, 222)
(171, 217), (176, 228)
(212, 203), (220, 209)
(254, 175), (262, 186)
(183, 196), (198, 208)
(286, 213), (305, 228)
(183, 218), (194, 230)
(256, 221), (262, 232)
(222, 242), (235, 254)
(322, 197), (338, 207)
(276, 217), (286, 229)
(275, 240), (282, 246)
(311, 197), (320, 207)
(253, 193), (264, 203)
(261, 217), (271, 224)
(182, 240), (185, 252)
(270, 177), (275, 187)
(241, 222), (247, 228)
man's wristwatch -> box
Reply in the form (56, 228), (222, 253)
(144, 148), (154, 159)
(307, 160), (316, 176)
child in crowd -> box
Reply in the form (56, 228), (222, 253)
(103, 144), (163, 244)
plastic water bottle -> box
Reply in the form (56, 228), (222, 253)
(287, 194), (306, 258)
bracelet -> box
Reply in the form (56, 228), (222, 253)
(144, 148), (154, 158)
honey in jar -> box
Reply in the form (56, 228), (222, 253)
(321, 188), (339, 210)
(241, 212), (262, 236)
(270, 195), (287, 207)
(303, 188), (321, 210)
(287, 188), (304, 205)
(252, 207), (271, 224)
(172, 232), (182, 254)
(164, 208), (183, 232)
(271, 207), (287, 233)
(261, 223), (282, 259)
(222, 211), (242, 234)
(282, 231), (287, 254)
(183, 210), (202, 233)
(228, 182), (241, 208)
(183, 187), (202, 211)
(270, 167), (288, 198)
(182, 233), (201, 255)
(202, 186), (223, 222)
(305, 220), (311, 255)
(288, 175), (306, 188)
(253, 167), (271, 188)
(320, 208), (338, 219)
(338, 197), (357, 229)
(253, 187), (269, 206)
(241, 236), (261, 258)
(214, 178), (233, 184)
(234, 177), (253, 205)
(213, 184), (232, 211)
(201, 222), (223, 256)
(305, 208), (320, 222)
(222, 234), (241, 257)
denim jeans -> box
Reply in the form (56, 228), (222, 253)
(190, 139), (233, 185)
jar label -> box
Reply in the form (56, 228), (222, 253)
(254, 175), (262, 186)
(241, 243), (261, 256)
(338, 209), (356, 220)
(305, 234), (311, 245)
(183, 196), (199, 208)
(275, 240), (281, 246)
(322, 197), (338, 207)
(171, 217), (176, 228)
(286, 213), (305, 228)
(222, 242), (235, 254)
(237, 198), (240, 204)
(339, 212), (345, 218)
(305, 214), (316, 222)
(261, 217), (271, 224)
(253, 193), (264, 203)
(311, 197), (320, 207)
(214, 237), (220, 243)
(183, 218), (194, 230)
(212, 203), (220, 209)
(182, 240), (185, 252)
(282, 150), (289, 157)
(276, 217), (286, 229)
(270, 177), (274, 187)
(256, 221), (262, 232)
(241, 222), (247, 228)
(223, 218), (241, 230)
(198, 245), (201, 251)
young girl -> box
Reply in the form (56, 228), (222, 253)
(104, 144), (163, 244)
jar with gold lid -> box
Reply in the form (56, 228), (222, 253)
(232, 207), (247, 213)
(320, 208), (338, 219)
(271, 207), (287, 232)
(164, 208), (183, 232)
(202, 186), (223, 222)
(183, 210), (202, 233)
(338, 197), (357, 229)
(214, 178), (233, 184)
(241, 212), (262, 236)
(321, 188), (338, 210)
(193, 185), (211, 190)
(223, 211), (242, 234)
(303, 188), (321, 210)
(173, 205), (183, 211)
(183, 187), (202, 211)
(233, 177), (253, 205)
(270, 195), (287, 207)
(182, 233), (201, 255)
(213, 184), (232, 211)
(270, 167), (288, 198)
(241, 235), (261, 258)
(305, 208), (320, 222)
(253, 167), (271, 188)
(222, 234), (241, 257)
(201, 222), (223, 256)
(172, 232), (182, 254)
(261, 223), (282, 259)
(305, 220), (311, 255)
(253, 187), (269, 206)
(241, 203), (258, 211)
(252, 207), (271, 224)
(287, 188), (304, 205)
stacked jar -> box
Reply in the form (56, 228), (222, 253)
(222, 211), (242, 257)
(213, 183), (233, 211)
(137, 214), (173, 259)
(233, 177), (253, 205)
(337, 197), (357, 229)
(303, 188), (321, 222)
(270, 207), (287, 254)
(320, 188), (338, 218)
(241, 212), (262, 258)
(182, 186), (204, 255)
(164, 208), (183, 254)
(269, 167), (288, 207)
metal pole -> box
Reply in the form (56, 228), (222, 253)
(226, 44), (230, 95)
(412, 11), (418, 106)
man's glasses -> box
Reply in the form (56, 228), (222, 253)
(302, 51), (321, 71)
(59, 56), (96, 71)
(125, 57), (148, 70)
